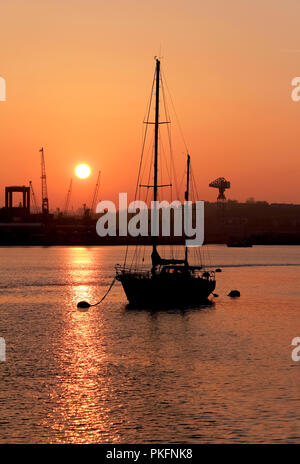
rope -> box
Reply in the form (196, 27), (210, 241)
(77, 277), (116, 309)
(91, 277), (116, 306)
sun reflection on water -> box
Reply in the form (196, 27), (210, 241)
(2, 246), (300, 443)
(44, 247), (120, 443)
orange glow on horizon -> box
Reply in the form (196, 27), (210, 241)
(1, 1), (300, 208)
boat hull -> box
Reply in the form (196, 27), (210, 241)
(117, 274), (216, 307)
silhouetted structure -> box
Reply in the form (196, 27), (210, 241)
(29, 181), (39, 214)
(5, 185), (30, 212)
(63, 178), (72, 215)
(90, 170), (101, 216)
(40, 147), (49, 215)
(209, 177), (230, 200)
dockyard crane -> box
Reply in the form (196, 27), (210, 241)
(39, 147), (49, 214)
(63, 178), (73, 216)
(90, 170), (101, 215)
(29, 181), (39, 214)
(209, 177), (230, 201)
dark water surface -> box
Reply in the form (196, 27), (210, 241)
(0, 245), (300, 443)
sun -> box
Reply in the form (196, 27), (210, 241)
(75, 163), (91, 179)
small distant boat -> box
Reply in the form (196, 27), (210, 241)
(115, 59), (216, 307)
(227, 239), (253, 248)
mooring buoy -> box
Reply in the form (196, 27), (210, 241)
(228, 290), (240, 297)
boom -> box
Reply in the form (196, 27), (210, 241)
(29, 181), (39, 214)
(63, 178), (73, 215)
(90, 170), (101, 214)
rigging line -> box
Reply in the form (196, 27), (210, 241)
(159, 130), (173, 191)
(131, 145), (154, 270)
(158, 140), (169, 260)
(160, 70), (181, 261)
(140, 131), (155, 186)
(159, 136), (174, 259)
(132, 142), (154, 269)
(145, 151), (153, 204)
(177, 169), (185, 197)
(191, 177), (204, 266)
(170, 148), (180, 201)
(161, 69), (189, 155)
(128, 75), (156, 270)
(135, 72), (155, 197)
(162, 138), (175, 259)
(160, 73), (180, 200)
(190, 165), (200, 201)
(124, 69), (156, 267)
(191, 179), (211, 269)
(158, 135), (175, 259)
(141, 149), (153, 264)
(189, 165), (205, 265)
(133, 188), (143, 269)
(135, 140), (154, 267)
(190, 181), (200, 265)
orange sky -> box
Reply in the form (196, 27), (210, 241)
(1, 0), (300, 209)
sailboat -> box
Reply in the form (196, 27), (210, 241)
(115, 59), (216, 307)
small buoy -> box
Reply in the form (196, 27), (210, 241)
(215, 268), (222, 273)
(228, 290), (240, 298)
(213, 293), (219, 297)
(77, 300), (91, 309)
(76, 277), (116, 311)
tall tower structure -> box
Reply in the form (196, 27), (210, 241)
(39, 147), (49, 214)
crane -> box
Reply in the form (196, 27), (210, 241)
(63, 178), (73, 216)
(39, 147), (49, 214)
(29, 181), (39, 214)
(90, 170), (101, 215)
(209, 177), (230, 201)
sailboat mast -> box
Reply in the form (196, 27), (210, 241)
(154, 58), (160, 203)
(185, 154), (190, 265)
(152, 58), (160, 265)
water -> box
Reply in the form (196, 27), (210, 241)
(0, 245), (300, 443)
